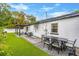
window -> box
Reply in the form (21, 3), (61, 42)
(51, 23), (58, 34)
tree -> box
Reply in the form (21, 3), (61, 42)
(0, 3), (36, 28)
(27, 15), (36, 24)
(11, 11), (26, 27)
(0, 3), (11, 27)
(74, 10), (79, 13)
(12, 11), (36, 28)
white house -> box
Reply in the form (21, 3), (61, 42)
(24, 12), (79, 47)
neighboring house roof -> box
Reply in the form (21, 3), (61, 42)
(36, 12), (79, 24)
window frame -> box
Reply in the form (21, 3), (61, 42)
(51, 23), (59, 35)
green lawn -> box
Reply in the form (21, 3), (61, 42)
(6, 33), (48, 56)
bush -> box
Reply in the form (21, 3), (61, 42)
(0, 44), (13, 56)
(0, 28), (13, 56)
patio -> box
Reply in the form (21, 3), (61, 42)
(20, 34), (72, 56)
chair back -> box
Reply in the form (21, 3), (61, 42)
(73, 39), (77, 47)
(51, 37), (61, 47)
(68, 39), (77, 56)
(44, 37), (49, 42)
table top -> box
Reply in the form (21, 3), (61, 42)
(44, 35), (68, 42)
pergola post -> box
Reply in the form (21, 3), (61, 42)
(15, 25), (18, 35)
(15, 26), (17, 34)
(18, 26), (21, 36)
(16, 27), (18, 35)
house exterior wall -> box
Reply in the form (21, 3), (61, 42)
(27, 23), (46, 37)
(47, 17), (79, 47)
(34, 23), (46, 37)
(23, 27), (27, 33)
(25, 16), (79, 47)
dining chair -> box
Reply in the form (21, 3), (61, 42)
(51, 37), (62, 54)
(61, 40), (68, 51)
(66, 39), (77, 56)
(43, 37), (52, 50)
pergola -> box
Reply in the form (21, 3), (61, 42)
(15, 22), (39, 36)
(15, 24), (30, 36)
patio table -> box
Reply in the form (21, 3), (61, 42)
(43, 35), (68, 53)
(44, 35), (68, 43)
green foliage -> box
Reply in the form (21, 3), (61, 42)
(12, 11), (26, 25)
(0, 44), (13, 56)
(11, 11), (36, 28)
(0, 3), (36, 28)
(0, 28), (13, 56)
(0, 3), (11, 27)
(74, 10), (79, 13)
(0, 28), (5, 43)
(27, 15), (36, 24)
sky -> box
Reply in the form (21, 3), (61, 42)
(9, 3), (79, 21)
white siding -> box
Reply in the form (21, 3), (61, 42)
(46, 17), (79, 47)
(26, 16), (79, 47)
(23, 27), (27, 32)
(27, 23), (46, 37)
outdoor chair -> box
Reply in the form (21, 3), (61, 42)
(60, 40), (68, 51)
(25, 32), (29, 35)
(27, 32), (33, 36)
(66, 39), (77, 56)
(51, 37), (62, 54)
(43, 37), (51, 50)
(25, 32), (27, 35)
(68, 47), (76, 56)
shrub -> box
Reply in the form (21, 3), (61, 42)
(0, 44), (13, 56)
(0, 28), (13, 56)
